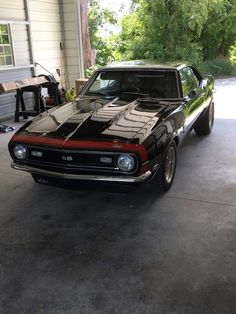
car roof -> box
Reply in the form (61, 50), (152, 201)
(99, 60), (189, 71)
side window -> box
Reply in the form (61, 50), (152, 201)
(180, 67), (200, 97)
(0, 24), (14, 67)
(187, 67), (199, 89)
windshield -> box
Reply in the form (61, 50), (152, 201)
(83, 70), (179, 99)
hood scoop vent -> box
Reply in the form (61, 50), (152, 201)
(136, 98), (165, 112)
(137, 98), (160, 105)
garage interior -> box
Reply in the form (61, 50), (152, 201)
(0, 78), (236, 313)
(1, 0), (236, 312)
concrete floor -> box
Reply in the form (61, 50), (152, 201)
(0, 78), (236, 314)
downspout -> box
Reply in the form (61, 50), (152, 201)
(59, 0), (69, 90)
(24, 0), (36, 76)
(75, 0), (85, 78)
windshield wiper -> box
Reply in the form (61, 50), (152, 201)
(121, 91), (149, 97)
(86, 92), (117, 100)
(87, 91), (108, 96)
(137, 98), (160, 104)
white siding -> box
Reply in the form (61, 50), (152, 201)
(11, 24), (31, 66)
(0, 0), (26, 20)
(29, 0), (65, 83)
(0, 0), (84, 120)
(62, 0), (82, 88)
(0, 0), (32, 120)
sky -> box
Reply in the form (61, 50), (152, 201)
(99, 0), (132, 36)
(100, 0), (132, 17)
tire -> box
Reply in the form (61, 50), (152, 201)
(194, 101), (214, 136)
(154, 141), (177, 192)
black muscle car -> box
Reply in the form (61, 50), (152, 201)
(8, 61), (214, 191)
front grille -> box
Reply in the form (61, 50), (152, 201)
(24, 146), (138, 173)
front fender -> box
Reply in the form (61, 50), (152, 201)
(142, 114), (182, 174)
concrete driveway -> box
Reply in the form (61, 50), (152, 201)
(0, 78), (236, 314)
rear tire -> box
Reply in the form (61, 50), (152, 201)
(194, 101), (214, 136)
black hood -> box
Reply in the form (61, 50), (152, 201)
(24, 96), (178, 144)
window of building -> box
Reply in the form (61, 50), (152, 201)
(0, 24), (14, 67)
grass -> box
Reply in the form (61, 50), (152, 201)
(197, 58), (236, 78)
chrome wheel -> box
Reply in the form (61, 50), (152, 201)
(153, 141), (177, 192)
(164, 146), (176, 184)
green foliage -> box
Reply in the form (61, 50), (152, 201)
(200, 0), (236, 59)
(230, 45), (236, 59)
(115, 0), (236, 66)
(197, 58), (236, 77)
(85, 65), (98, 78)
(86, 0), (236, 77)
(88, 0), (117, 66)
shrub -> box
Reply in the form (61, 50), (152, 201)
(197, 59), (236, 77)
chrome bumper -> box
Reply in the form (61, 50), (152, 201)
(11, 162), (152, 183)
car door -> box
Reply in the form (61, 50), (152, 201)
(179, 66), (205, 132)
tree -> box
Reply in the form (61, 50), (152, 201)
(80, 0), (93, 69)
(88, 0), (117, 66)
(200, 0), (236, 59)
(116, 0), (236, 62)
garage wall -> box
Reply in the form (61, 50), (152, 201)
(29, 0), (65, 84)
(0, 0), (84, 120)
(29, 0), (84, 89)
(0, 0), (32, 120)
(62, 0), (84, 88)
(0, 1), (26, 20)
(12, 24), (32, 66)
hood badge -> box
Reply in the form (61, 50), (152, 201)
(62, 156), (73, 161)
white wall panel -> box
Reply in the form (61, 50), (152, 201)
(11, 24), (31, 66)
(0, 1), (32, 119)
(29, 0), (64, 81)
(0, 2), (24, 10)
(33, 41), (60, 50)
(62, 0), (81, 88)
(0, 0), (25, 20)
(29, 1), (58, 12)
(64, 22), (76, 32)
(31, 31), (62, 42)
(31, 21), (62, 32)
(0, 0), (84, 119)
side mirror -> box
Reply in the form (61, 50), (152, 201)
(201, 79), (208, 91)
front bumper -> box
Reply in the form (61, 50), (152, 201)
(11, 162), (153, 183)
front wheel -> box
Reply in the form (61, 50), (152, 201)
(194, 101), (214, 136)
(154, 141), (177, 192)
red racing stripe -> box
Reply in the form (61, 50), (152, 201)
(11, 134), (148, 162)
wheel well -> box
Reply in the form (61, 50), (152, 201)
(173, 136), (179, 147)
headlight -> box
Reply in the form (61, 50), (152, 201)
(13, 145), (28, 160)
(117, 154), (135, 172)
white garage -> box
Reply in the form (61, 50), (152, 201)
(0, 0), (84, 120)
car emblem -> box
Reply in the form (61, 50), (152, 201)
(62, 156), (73, 161)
